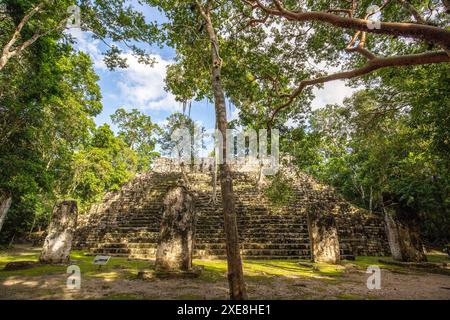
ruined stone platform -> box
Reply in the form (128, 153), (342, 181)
(74, 158), (390, 260)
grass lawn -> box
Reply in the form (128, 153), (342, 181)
(0, 246), (349, 282)
(1, 245), (449, 300)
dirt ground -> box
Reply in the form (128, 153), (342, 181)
(1, 246), (449, 300)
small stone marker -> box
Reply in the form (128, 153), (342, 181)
(93, 255), (110, 270)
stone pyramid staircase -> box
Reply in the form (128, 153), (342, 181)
(75, 171), (312, 260)
(74, 159), (389, 260)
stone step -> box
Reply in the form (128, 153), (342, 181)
(90, 243), (158, 249)
(85, 220), (308, 228)
(195, 243), (310, 250)
(75, 169), (389, 260)
(89, 241), (311, 251)
(87, 251), (310, 260)
(197, 223), (308, 228)
(194, 248), (311, 256)
(195, 239), (310, 244)
(197, 232), (310, 238)
(85, 237), (310, 244)
(90, 252), (310, 260)
(195, 229), (308, 235)
(85, 235), (159, 243)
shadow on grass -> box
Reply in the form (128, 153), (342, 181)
(1, 246), (448, 300)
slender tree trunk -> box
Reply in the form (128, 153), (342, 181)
(29, 214), (37, 236)
(210, 156), (218, 204)
(0, 191), (12, 233)
(210, 123), (219, 204)
(198, 4), (247, 300)
(0, 55), (10, 72)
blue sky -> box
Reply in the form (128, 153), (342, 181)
(69, 3), (356, 134)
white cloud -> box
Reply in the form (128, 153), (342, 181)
(305, 58), (361, 110)
(67, 29), (107, 70)
(68, 29), (356, 116)
(311, 80), (358, 110)
(69, 30), (180, 112)
(116, 53), (181, 112)
(285, 118), (299, 128)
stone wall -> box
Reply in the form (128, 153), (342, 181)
(74, 159), (390, 260)
(151, 157), (274, 174)
(336, 205), (390, 257)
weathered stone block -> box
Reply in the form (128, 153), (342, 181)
(155, 186), (197, 272)
(40, 200), (78, 264)
(307, 209), (340, 264)
(384, 208), (427, 262)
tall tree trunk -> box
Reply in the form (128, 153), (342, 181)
(197, 4), (247, 300)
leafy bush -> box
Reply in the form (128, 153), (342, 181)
(265, 173), (294, 209)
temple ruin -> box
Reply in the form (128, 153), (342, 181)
(74, 158), (391, 260)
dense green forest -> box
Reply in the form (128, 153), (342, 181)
(0, 0), (160, 242)
(0, 0), (449, 299)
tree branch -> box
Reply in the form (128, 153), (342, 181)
(327, 9), (353, 17)
(397, 0), (427, 24)
(0, 3), (44, 70)
(246, 0), (450, 49)
(269, 51), (450, 123)
(16, 18), (69, 54)
(195, 1), (222, 65)
(346, 45), (377, 60)
(0, 2), (69, 72)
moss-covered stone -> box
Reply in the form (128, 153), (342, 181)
(155, 186), (197, 272)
